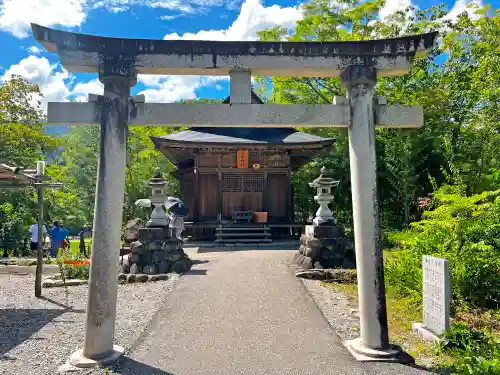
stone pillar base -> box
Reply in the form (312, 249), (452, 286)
(412, 322), (440, 342)
(344, 338), (413, 364)
(58, 345), (124, 372)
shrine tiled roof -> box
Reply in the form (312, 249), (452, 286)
(152, 127), (334, 146)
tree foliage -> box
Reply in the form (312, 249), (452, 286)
(258, 0), (500, 229)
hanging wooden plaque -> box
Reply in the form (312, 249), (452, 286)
(237, 150), (248, 169)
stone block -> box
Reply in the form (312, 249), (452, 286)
(165, 251), (182, 262)
(130, 253), (140, 264)
(306, 237), (322, 250)
(152, 249), (164, 264)
(301, 257), (313, 269)
(306, 224), (344, 238)
(157, 274), (169, 281)
(143, 264), (157, 275)
(123, 218), (141, 245)
(147, 241), (162, 251)
(121, 262), (130, 273)
(127, 274), (136, 283)
(300, 234), (307, 246)
(157, 261), (171, 274)
(420, 256), (451, 337)
(171, 258), (192, 273)
(129, 263), (139, 274)
(292, 252), (302, 264)
(117, 273), (127, 283)
(148, 275), (161, 282)
(129, 241), (143, 253)
(135, 274), (148, 282)
(138, 227), (168, 242)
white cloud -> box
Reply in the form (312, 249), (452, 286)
(443, 0), (482, 22)
(160, 14), (182, 20)
(28, 45), (42, 54)
(149, 0), (195, 13)
(164, 0), (302, 41)
(1, 55), (71, 109)
(72, 78), (104, 97)
(137, 75), (227, 103)
(0, 0), (253, 38)
(0, 0), (86, 38)
(378, 0), (414, 20)
(157, 0), (302, 101)
(1, 56), (107, 109)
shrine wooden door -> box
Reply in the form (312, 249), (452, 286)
(221, 173), (263, 217)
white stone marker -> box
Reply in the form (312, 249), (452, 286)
(412, 255), (451, 342)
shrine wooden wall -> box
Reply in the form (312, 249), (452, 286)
(178, 148), (293, 222)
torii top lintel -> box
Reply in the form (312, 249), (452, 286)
(31, 24), (437, 78)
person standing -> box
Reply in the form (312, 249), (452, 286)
(29, 219), (47, 253)
(78, 228), (87, 257)
(49, 221), (69, 258)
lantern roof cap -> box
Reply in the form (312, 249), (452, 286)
(148, 167), (166, 187)
(309, 167), (340, 188)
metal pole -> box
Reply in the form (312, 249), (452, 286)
(35, 161), (45, 298)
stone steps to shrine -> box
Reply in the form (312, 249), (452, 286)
(214, 238), (273, 244)
(215, 225), (272, 243)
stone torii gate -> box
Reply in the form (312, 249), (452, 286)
(31, 23), (436, 368)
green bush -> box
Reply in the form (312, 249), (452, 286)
(62, 263), (89, 280)
(438, 322), (500, 375)
(385, 188), (500, 309)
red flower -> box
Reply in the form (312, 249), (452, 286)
(64, 259), (90, 266)
(418, 197), (431, 210)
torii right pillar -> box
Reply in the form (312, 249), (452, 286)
(341, 65), (403, 361)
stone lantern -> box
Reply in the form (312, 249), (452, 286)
(309, 166), (339, 226)
(293, 166), (355, 275)
(147, 167), (168, 228)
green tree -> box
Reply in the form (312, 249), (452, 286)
(0, 75), (59, 253)
(258, 0), (499, 229)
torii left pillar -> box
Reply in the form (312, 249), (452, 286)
(68, 67), (137, 368)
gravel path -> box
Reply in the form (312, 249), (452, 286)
(301, 279), (360, 341)
(0, 272), (179, 375)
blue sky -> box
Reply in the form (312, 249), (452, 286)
(0, 0), (497, 108)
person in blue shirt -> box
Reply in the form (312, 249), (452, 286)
(49, 221), (69, 258)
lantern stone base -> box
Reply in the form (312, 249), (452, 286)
(293, 224), (355, 270)
(119, 227), (192, 281)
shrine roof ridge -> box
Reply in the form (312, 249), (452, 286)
(31, 24), (437, 77)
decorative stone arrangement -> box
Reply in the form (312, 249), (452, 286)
(119, 227), (192, 283)
(119, 169), (193, 284)
(293, 167), (356, 274)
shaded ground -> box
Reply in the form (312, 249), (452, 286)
(0, 273), (179, 375)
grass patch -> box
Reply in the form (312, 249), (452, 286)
(326, 282), (500, 373)
(324, 283), (457, 372)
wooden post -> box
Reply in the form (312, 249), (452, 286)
(35, 161), (45, 298)
(287, 169), (293, 224)
(194, 153), (200, 222)
(217, 170), (223, 222)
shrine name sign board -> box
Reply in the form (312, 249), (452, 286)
(413, 255), (451, 342)
(237, 150), (248, 169)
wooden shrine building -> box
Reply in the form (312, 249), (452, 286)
(152, 92), (334, 242)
